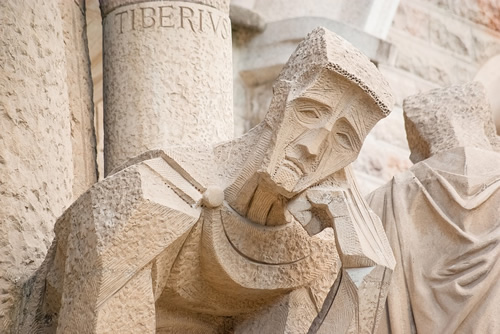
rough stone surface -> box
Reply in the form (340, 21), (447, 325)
(404, 82), (496, 163)
(102, 0), (234, 174)
(395, 0), (500, 64)
(389, 0), (500, 86)
(0, 0), (95, 331)
(59, 0), (98, 197)
(87, 0), (405, 190)
(369, 82), (500, 333)
(390, 30), (478, 86)
(24, 28), (395, 333)
(422, 0), (500, 32)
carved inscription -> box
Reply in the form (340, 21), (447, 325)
(114, 2), (230, 39)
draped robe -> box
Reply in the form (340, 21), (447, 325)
(368, 147), (500, 334)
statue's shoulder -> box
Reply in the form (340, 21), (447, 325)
(53, 147), (214, 253)
(58, 147), (216, 230)
(109, 146), (217, 190)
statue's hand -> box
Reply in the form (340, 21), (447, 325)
(287, 188), (349, 236)
(287, 190), (313, 227)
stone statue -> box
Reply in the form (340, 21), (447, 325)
(22, 28), (395, 334)
(368, 82), (500, 334)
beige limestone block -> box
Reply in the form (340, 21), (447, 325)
(475, 54), (500, 134)
(0, 0), (80, 331)
(102, 0), (233, 174)
(393, 0), (500, 64)
(389, 29), (477, 86)
(393, 1), (474, 59)
(377, 64), (440, 107)
(420, 0), (500, 32)
(388, 0), (500, 90)
(471, 27), (500, 64)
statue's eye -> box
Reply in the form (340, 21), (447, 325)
(335, 132), (353, 149)
(296, 108), (320, 123)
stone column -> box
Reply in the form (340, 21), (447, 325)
(0, 0), (95, 331)
(101, 0), (234, 174)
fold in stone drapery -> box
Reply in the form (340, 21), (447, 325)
(368, 147), (500, 334)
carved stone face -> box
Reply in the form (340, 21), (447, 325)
(266, 71), (382, 196)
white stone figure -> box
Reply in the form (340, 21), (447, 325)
(368, 82), (500, 334)
(21, 28), (395, 334)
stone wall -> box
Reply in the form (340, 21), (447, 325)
(0, 1), (96, 331)
(391, 0), (500, 86)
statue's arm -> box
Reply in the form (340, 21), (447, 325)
(46, 156), (204, 333)
(289, 178), (395, 333)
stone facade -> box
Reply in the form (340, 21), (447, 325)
(1, 0), (500, 332)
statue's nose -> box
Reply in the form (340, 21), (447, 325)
(297, 128), (330, 158)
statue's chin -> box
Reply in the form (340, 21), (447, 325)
(269, 160), (330, 197)
(268, 165), (301, 197)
